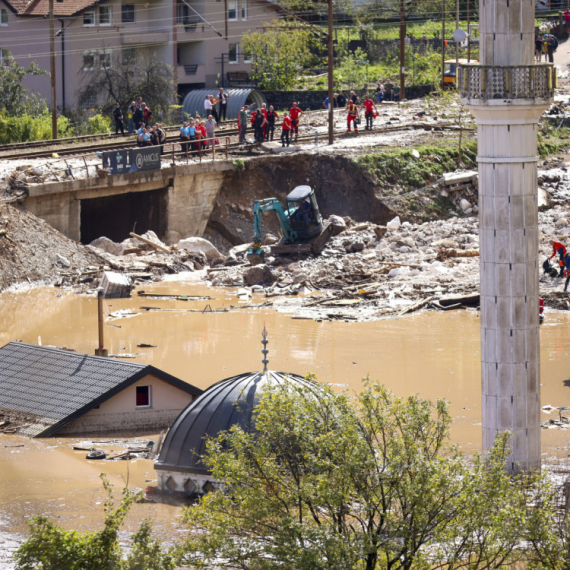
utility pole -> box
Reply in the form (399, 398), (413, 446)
(49, 0), (57, 139)
(441, 0), (446, 87)
(455, 0), (459, 64)
(327, 0), (334, 145)
(467, 0), (470, 62)
(399, 0), (405, 100)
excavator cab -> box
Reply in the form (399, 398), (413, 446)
(285, 186), (323, 240)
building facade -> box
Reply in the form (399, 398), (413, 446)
(0, 0), (279, 109)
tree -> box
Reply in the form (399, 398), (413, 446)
(0, 51), (49, 115)
(243, 20), (316, 90)
(14, 474), (175, 570)
(178, 380), (546, 570)
(77, 52), (177, 119)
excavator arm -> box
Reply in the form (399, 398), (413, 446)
(247, 199), (298, 265)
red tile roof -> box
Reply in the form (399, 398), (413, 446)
(4, 0), (103, 16)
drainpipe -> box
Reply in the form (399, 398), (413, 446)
(95, 290), (108, 357)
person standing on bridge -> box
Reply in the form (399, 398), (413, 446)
(113, 103), (124, 135)
(127, 101), (136, 134)
(289, 102), (302, 141)
(281, 112), (291, 147)
(218, 88), (230, 121)
(238, 105), (249, 143)
(205, 115), (217, 149)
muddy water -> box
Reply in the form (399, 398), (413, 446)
(1, 280), (570, 543)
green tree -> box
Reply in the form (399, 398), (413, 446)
(0, 51), (49, 115)
(243, 20), (316, 90)
(14, 474), (175, 570)
(77, 52), (177, 119)
(178, 380), (545, 570)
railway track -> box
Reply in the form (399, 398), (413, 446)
(0, 121), (458, 162)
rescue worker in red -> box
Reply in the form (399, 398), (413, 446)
(549, 240), (567, 277)
(281, 113), (292, 147)
(361, 96), (378, 130)
(289, 102), (302, 139)
(346, 100), (359, 132)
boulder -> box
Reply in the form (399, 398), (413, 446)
(262, 233), (279, 245)
(459, 199), (471, 211)
(386, 216), (401, 231)
(90, 236), (125, 257)
(328, 215), (347, 236)
(243, 264), (275, 286)
(178, 237), (223, 260)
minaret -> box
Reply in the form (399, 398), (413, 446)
(459, 2), (555, 471)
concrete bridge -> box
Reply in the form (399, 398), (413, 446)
(24, 161), (234, 245)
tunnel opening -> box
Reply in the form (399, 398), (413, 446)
(80, 188), (168, 244)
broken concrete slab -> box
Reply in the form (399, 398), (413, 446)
(443, 170), (478, 186)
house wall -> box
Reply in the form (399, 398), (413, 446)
(58, 373), (195, 435)
(1, 0), (278, 110)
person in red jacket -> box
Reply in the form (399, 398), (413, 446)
(289, 102), (302, 139)
(281, 112), (292, 147)
(346, 100), (359, 133)
(549, 240), (567, 276)
(361, 96), (378, 130)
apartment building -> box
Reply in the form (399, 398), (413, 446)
(0, 0), (279, 109)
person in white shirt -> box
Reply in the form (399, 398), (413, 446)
(204, 95), (213, 115)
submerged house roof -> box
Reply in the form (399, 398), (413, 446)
(0, 342), (202, 437)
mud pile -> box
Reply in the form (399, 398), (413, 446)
(0, 204), (101, 292)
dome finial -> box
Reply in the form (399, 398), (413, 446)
(261, 326), (269, 372)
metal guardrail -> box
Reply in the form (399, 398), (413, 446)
(458, 64), (556, 101)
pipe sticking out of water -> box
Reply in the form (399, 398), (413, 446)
(95, 290), (108, 357)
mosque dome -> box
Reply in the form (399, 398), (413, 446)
(154, 331), (314, 496)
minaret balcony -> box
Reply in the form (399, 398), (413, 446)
(458, 63), (556, 103)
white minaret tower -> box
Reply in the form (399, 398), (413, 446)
(459, 1), (555, 471)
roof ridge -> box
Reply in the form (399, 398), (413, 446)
(7, 341), (148, 370)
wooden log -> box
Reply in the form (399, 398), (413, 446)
(438, 293), (479, 307)
(441, 248), (479, 258)
(129, 232), (171, 254)
(397, 295), (435, 317)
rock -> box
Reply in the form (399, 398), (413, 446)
(210, 257), (225, 267)
(243, 264), (275, 286)
(56, 254), (71, 268)
(460, 199), (471, 211)
(229, 243), (253, 260)
(351, 242), (365, 252)
(178, 237), (223, 260)
(373, 225), (387, 240)
(262, 233), (279, 245)
(388, 266), (410, 278)
(411, 149), (420, 159)
(329, 215), (347, 236)
(386, 216), (401, 231)
(90, 236), (125, 257)
(440, 189), (449, 197)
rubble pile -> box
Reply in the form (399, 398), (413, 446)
(206, 215), (481, 321)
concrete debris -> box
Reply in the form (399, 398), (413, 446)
(101, 271), (133, 299)
(90, 236), (125, 257)
(178, 237), (223, 260)
(386, 216), (401, 231)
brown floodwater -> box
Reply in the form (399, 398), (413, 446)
(0, 280), (569, 545)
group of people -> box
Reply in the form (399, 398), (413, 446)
(113, 97), (154, 135)
(204, 88), (231, 123)
(135, 123), (166, 149)
(237, 102), (302, 147)
(179, 116), (218, 154)
(535, 33), (558, 63)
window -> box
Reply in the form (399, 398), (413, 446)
(99, 5), (112, 25)
(121, 3), (135, 23)
(228, 0), (237, 20)
(136, 386), (151, 408)
(228, 43), (238, 64)
(122, 46), (136, 65)
(0, 9), (8, 25)
(83, 10), (95, 25)
(83, 50), (96, 70)
(99, 49), (112, 69)
(0, 49), (8, 66)
(80, 92), (97, 110)
(241, 0), (247, 20)
(176, 0), (189, 24)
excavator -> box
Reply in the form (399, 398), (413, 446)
(246, 186), (334, 265)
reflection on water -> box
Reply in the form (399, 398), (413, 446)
(0, 282), (569, 539)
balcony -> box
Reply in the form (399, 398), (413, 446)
(121, 29), (169, 45)
(458, 64), (556, 101)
